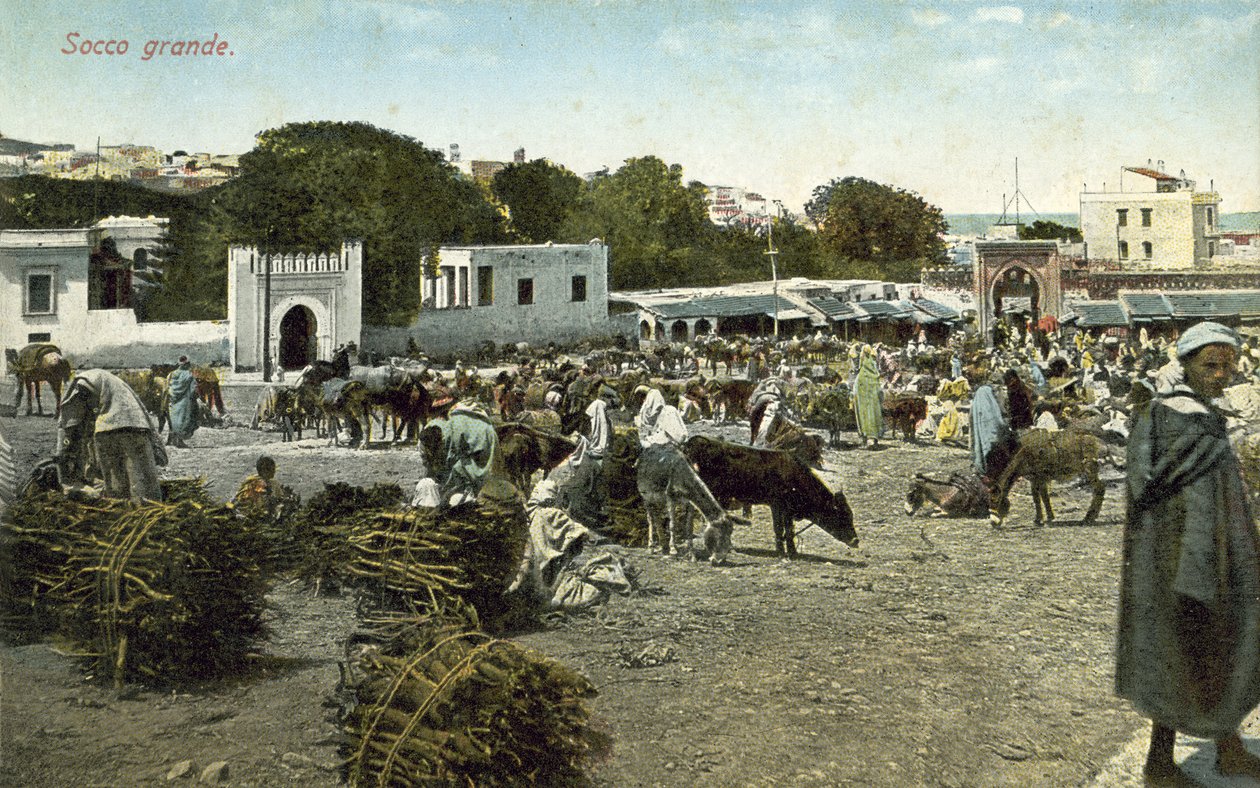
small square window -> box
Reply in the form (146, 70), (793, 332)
(1116, 209), (1128, 227)
(25, 270), (55, 315)
(517, 277), (534, 305)
(27, 332), (51, 343)
(571, 275), (587, 302)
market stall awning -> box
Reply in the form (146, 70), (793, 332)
(1062, 301), (1128, 327)
(1165, 291), (1260, 320)
(645, 294), (801, 321)
(807, 296), (861, 322)
(851, 300), (915, 322)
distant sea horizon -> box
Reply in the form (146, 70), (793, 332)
(944, 211), (1260, 237)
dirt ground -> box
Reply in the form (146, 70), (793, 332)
(0, 383), (1150, 787)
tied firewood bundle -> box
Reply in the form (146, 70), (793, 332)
(291, 482), (406, 588)
(328, 500), (529, 624)
(342, 608), (605, 787)
(160, 477), (214, 504)
(0, 488), (268, 687)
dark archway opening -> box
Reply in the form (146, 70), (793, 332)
(991, 267), (1041, 342)
(279, 305), (317, 370)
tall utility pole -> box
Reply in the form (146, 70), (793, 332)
(262, 227), (273, 382)
(763, 200), (786, 338)
(764, 218), (779, 339)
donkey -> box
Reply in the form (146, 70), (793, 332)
(905, 471), (991, 518)
(989, 429), (1105, 528)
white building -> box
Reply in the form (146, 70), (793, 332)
(227, 241), (364, 372)
(1079, 166), (1221, 269)
(1, 219), (229, 373)
(364, 242), (610, 356)
(705, 186), (771, 229)
(4, 222), (613, 372)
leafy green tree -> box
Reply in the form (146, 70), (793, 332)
(813, 176), (947, 282)
(491, 159), (583, 243)
(1019, 219), (1082, 242)
(560, 156), (715, 290)
(218, 121), (505, 324)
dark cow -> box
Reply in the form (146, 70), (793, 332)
(492, 423), (577, 494)
(882, 393), (927, 442)
(683, 436), (859, 558)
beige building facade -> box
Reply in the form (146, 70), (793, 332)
(1079, 167), (1221, 269)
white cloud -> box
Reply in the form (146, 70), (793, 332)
(911, 9), (951, 28)
(972, 6), (1025, 25)
(1044, 11), (1073, 29)
(358, 0), (453, 34)
(962, 56), (1002, 74)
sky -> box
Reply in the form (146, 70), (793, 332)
(3, 0), (1258, 215)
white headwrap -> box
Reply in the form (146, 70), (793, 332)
(1176, 321), (1240, 360)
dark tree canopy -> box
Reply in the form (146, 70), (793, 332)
(813, 176), (947, 282)
(225, 121), (505, 324)
(1019, 219), (1082, 242)
(560, 156), (716, 290)
(491, 159), (583, 244)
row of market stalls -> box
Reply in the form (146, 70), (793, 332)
(1061, 290), (1260, 338)
(610, 280), (965, 346)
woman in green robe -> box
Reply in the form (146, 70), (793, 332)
(1116, 321), (1260, 785)
(853, 345), (883, 449)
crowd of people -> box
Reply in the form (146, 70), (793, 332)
(3, 315), (1260, 782)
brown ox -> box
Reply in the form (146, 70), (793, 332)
(6, 344), (72, 417)
(882, 394), (927, 442)
(683, 436), (858, 557)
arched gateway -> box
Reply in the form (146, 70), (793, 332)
(973, 241), (1063, 347)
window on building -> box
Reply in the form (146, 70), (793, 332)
(1141, 208), (1152, 227)
(27, 332), (51, 343)
(477, 266), (494, 305)
(457, 267), (469, 307)
(134, 248), (148, 266)
(1119, 241), (1129, 259)
(1207, 207), (1215, 227)
(1117, 209), (1128, 227)
(1209, 241), (1216, 257)
(517, 277), (534, 305)
(25, 270), (55, 315)
(1142, 241), (1153, 259)
(571, 274), (587, 302)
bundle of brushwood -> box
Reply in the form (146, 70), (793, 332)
(292, 482), (405, 588)
(341, 605), (606, 787)
(0, 486), (268, 687)
(326, 499), (529, 625)
(159, 477), (214, 504)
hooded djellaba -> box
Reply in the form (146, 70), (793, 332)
(507, 478), (633, 609)
(166, 356), (198, 448)
(1116, 321), (1260, 750)
(969, 384), (1016, 481)
(853, 345), (884, 449)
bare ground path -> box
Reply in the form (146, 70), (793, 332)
(2, 388), (1257, 786)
